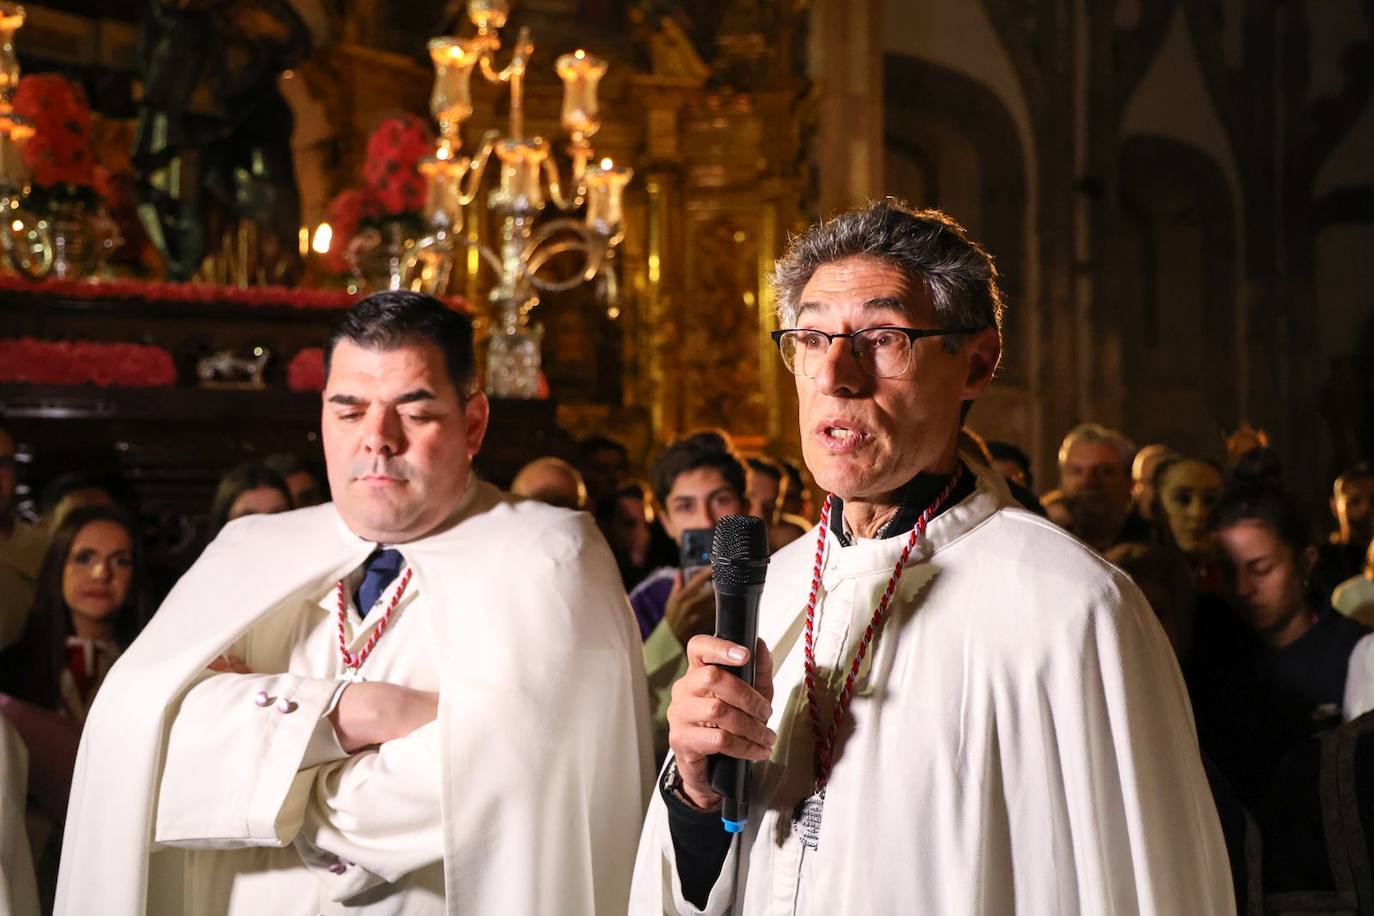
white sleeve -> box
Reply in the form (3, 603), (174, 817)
(1344, 634), (1374, 721)
(154, 671), (348, 848)
(290, 719), (444, 902)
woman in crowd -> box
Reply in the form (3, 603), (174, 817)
(1192, 484), (1373, 807)
(209, 461), (293, 537)
(1, 505), (148, 722)
(1152, 455), (1226, 590)
(0, 505), (149, 906)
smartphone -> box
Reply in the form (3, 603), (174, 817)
(679, 528), (713, 575)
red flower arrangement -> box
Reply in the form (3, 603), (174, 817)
(286, 347), (325, 392)
(363, 114), (433, 216)
(12, 74), (96, 197)
(322, 114), (435, 274)
(0, 274), (365, 309)
(0, 338), (177, 387)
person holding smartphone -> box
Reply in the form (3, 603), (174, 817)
(631, 431), (749, 762)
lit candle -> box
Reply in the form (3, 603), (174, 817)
(311, 222), (333, 255)
(494, 139), (548, 212)
(0, 4), (26, 104)
(556, 50), (607, 139)
(583, 158), (632, 235)
(428, 37), (482, 151)
(0, 112), (30, 188)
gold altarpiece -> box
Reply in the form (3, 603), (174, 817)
(293, 0), (813, 462)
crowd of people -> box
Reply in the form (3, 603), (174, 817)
(0, 201), (1370, 912)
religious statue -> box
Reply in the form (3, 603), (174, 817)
(132, 0), (328, 284)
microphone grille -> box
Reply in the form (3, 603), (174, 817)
(711, 515), (769, 587)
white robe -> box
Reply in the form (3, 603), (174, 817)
(57, 481), (653, 915)
(1, 714), (40, 916)
(1345, 634), (1374, 720)
(630, 465), (1235, 915)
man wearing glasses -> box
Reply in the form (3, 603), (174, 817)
(630, 200), (1234, 913)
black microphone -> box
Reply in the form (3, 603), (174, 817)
(707, 514), (770, 834)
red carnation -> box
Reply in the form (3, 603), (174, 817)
(13, 75), (95, 190)
(363, 114), (433, 213)
(287, 347), (326, 392)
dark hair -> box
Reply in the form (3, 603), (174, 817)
(263, 451), (312, 479)
(324, 290), (477, 394)
(771, 198), (1004, 353)
(210, 461), (293, 535)
(1334, 461), (1374, 497)
(1231, 447), (1284, 493)
(578, 435), (629, 462)
(1211, 485), (1311, 554)
(0, 505), (148, 710)
(745, 455), (783, 483)
(778, 458), (804, 492)
(649, 430), (748, 507)
(987, 440), (1031, 479)
(39, 469), (133, 517)
(594, 479), (651, 527)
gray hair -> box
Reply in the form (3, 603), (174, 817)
(1057, 422), (1137, 469)
(770, 199), (1004, 352)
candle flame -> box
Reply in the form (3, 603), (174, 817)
(9, 219), (20, 232)
(312, 222), (333, 254)
(600, 157), (613, 170)
(575, 49), (585, 59)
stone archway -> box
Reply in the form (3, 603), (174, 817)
(881, 54), (1031, 446)
(1114, 133), (1237, 459)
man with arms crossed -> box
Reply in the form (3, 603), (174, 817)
(58, 291), (650, 915)
(630, 201), (1232, 914)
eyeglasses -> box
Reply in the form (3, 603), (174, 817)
(770, 326), (983, 379)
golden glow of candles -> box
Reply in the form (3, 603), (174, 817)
(312, 222), (333, 255)
(9, 218), (19, 232)
(298, 226), (309, 258)
(428, 37), (481, 131)
(467, 0), (510, 32)
(556, 51), (607, 138)
(0, 4), (25, 103)
(583, 160), (632, 234)
(495, 139), (548, 211)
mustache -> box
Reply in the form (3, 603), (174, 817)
(351, 458), (412, 481)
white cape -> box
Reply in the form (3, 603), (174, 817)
(57, 482), (652, 914)
(630, 465), (1235, 914)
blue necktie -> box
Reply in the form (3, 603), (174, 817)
(354, 549), (404, 618)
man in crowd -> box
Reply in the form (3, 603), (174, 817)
(744, 455), (784, 525)
(0, 429), (47, 651)
(631, 200), (1231, 913)
(746, 455), (807, 551)
(777, 458), (815, 524)
(510, 455), (589, 510)
(631, 431), (748, 761)
(264, 451), (327, 507)
(56, 292), (650, 915)
(1057, 422), (1153, 551)
(1131, 442), (1177, 522)
(1313, 462), (1374, 603)
(987, 439), (1032, 490)
(630, 431), (748, 642)
(576, 433), (631, 507)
